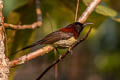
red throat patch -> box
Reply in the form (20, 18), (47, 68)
(60, 26), (78, 38)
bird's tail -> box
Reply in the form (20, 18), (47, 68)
(14, 40), (44, 54)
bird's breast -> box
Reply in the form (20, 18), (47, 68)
(53, 37), (77, 48)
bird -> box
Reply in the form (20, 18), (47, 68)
(15, 22), (92, 53)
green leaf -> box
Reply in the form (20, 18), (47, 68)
(95, 5), (117, 17)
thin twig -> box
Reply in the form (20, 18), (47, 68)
(36, 52), (69, 80)
(75, 0), (79, 22)
(35, 0), (42, 22)
(36, 26), (92, 80)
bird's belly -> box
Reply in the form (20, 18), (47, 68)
(54, 37), (77, 48)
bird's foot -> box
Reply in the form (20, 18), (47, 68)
(59, 55), (62, 61)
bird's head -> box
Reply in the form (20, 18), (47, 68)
(74, 22), (93, 35)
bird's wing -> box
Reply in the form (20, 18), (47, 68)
(41, 31), (73, 44)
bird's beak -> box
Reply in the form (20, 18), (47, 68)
(83, 23), (93, 27)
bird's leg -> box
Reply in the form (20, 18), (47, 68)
(55, 48), (60, 54)
(54, 48), (63, 61)
(55, 48), (62, 61)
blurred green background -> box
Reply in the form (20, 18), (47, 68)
(3, 0), (120, 80)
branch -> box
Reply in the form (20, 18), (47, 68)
(9, 45), (54, 67)
(4, 21), (42, 29)
(0, 0), (9, 80)
(9, 0), (101, 68)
